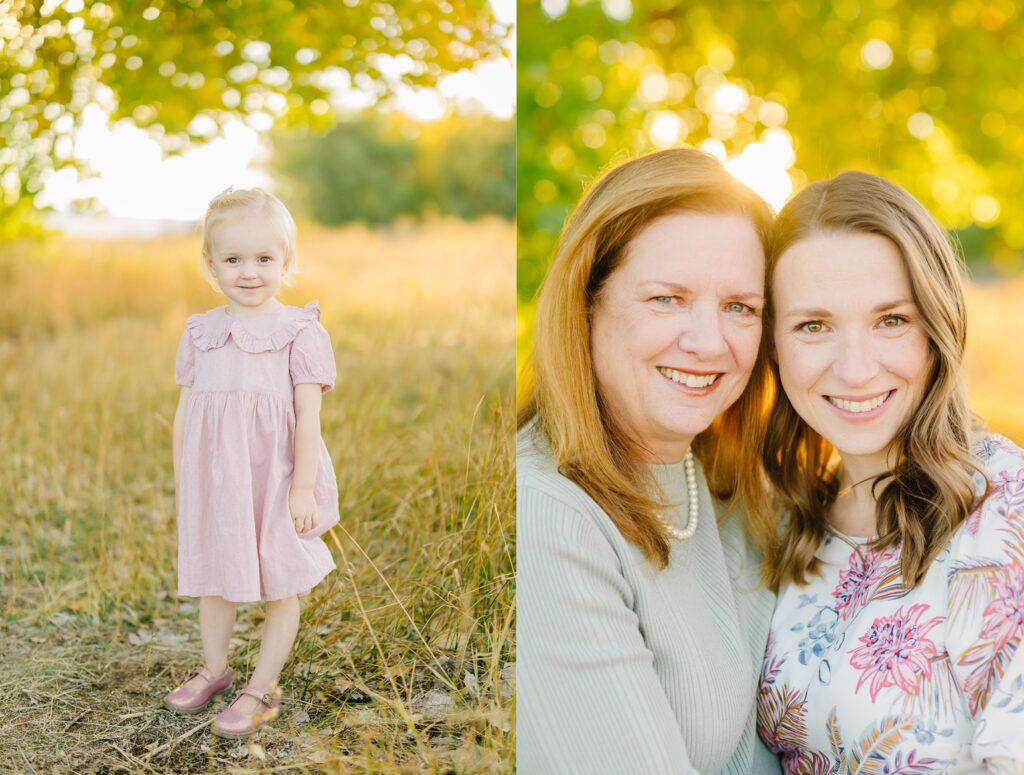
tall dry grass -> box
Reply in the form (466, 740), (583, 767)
(0, 218), (515, 772)
(963, 276), (1024, 444)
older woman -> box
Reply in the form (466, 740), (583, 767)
(517, 148), (782, 774)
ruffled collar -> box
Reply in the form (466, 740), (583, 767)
(186, 300), (321, 353)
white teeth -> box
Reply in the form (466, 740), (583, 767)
(827, 391), (891, 413)
(658, 367), (719, 388)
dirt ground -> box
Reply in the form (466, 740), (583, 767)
(0, 607), (511, 774)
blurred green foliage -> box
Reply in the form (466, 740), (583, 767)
(518, 0), (1024, 303)
(0, 0), (507, 236)
(273, 115), (514, 224)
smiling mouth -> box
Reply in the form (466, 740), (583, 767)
(824, 390), (894, 414)
(657, 366), (722, 389)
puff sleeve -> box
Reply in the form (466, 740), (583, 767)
(945, 437), (1024, 770)
(174, 328), (195, 387)
(289, 321), (336, 392)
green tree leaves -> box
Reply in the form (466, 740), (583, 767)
(1, 0), (507, 232)
(273, 115), (513, 225)
(518, 0), (1024, 303)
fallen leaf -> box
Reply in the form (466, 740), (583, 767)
(500, 662), (515, 698)
(414, 690), (454, 719)
(463, 671), (479, 698)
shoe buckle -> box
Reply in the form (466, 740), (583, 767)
(261, 693), (273, 706)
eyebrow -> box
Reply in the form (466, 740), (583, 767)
(783, 298), (915, 318)
(638, 281), (765, 302)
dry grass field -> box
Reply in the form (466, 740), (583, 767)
(0, 218), (515, 773)
(963, 276), (1024, 445)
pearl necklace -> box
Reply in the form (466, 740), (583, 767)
(659, 449), (699, 541)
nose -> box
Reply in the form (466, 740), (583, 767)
(677, 303), (730, 360)
(832, 332), (880, 387)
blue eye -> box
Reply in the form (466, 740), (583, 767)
(226, 257), (238, 264)
(259, 255), (273, 263)
(652, 295), (676, 304)
(725, 302), (753, 314)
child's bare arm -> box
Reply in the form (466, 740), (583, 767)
(173, 386), (190, 492)
(290, 383), (323, 533)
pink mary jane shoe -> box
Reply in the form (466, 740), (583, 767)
(212, 686), (283, 739)
(163, 666), (234, 714)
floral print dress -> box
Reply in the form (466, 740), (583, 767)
(758, 435), (1024, 774)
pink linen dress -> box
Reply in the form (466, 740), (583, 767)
(174, 300), (338, 603)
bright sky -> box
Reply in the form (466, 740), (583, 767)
(41, 0), (515, 221)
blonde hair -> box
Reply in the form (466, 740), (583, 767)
(519, 147), (777, 569)
(200, 187), (298, 288)
(763, 171), (986, 591)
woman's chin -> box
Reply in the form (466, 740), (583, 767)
(824, 433), (895, 461)
(648, 413), (716, 448)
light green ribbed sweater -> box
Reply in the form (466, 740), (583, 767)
(517, 428), (780, 775)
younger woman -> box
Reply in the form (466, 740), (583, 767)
(163, 187), (339, 738)
(758, 171), (1024, 772)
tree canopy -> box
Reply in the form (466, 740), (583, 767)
(518, 0), (1024, 303)
(0, 0), (507, 234)
(273, 114), (514, 224)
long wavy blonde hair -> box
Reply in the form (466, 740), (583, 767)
(518, 147), (777, 569)
(763, 171), (986, 591)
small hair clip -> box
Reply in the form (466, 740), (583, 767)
(210, 185), (234, 205)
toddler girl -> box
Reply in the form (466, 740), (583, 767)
(163, 187), (339, 738)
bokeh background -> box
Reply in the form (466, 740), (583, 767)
(518, 0), (1024, 443)
(1, 1), (514, 771)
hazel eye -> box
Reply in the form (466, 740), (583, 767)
(800, 321), (825, 334)
(880, 315), (905, 328)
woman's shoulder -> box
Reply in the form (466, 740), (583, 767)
(517, 424), (607, 513)
(516, 425), (632, 557)
(517, 425), (593, 513)
(971, 432), (1024, 516)
(973, 432), (1024, 477)
(949, 433), (1024, 556)
(184, 301), (323, 353)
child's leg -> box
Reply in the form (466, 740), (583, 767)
(211, 596), (298, 730)
(248, 595), (300, 691)
(176, 595), (236, 693)
(199, 595), (237, 674)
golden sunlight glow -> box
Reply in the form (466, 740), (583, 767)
(39, 0), (514, 220)
(648, 111), (685, 148)
(38, 106), (264, 220)
(723, 131), (796, 211)
(860, 39), (894, 70)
